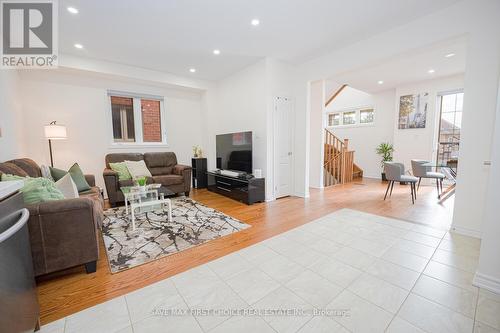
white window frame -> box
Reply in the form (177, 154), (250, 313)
(359, 108), (375, 124)
(325, 105), (375, 129)
(107, 91), (168, 148)
(327, 113), (341, 127)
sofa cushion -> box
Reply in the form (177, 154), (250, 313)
(153, 175), (183, 186)
(66, 163), (91, 192)
(55, 173), (79, 199)
(40, 164), (54, 181)
(50, 163), (91, 193)
(144, 152), (177, 176)
(125, 160), (152, 178)
(118, 179), (134, 188)
(109, 162), (132, 181)
(7, 158), (41, 177)
(0, 162), (29, 177)
(105, 153), (143, 168)
(1, 174), (65, 204)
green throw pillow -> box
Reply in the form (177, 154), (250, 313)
(50, 163), (91, 192)
(109, 162), (132, 181)
(1, 174), (64, 205)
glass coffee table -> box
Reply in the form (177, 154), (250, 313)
(121, 185), (175, 231)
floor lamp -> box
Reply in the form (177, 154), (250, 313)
(44, 121), (67, 167)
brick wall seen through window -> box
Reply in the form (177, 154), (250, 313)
(141, 99), (162, 142)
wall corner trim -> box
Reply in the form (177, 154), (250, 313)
(473, 272), (500, 295)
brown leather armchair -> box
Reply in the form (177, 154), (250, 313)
(0, 158), (102, 276)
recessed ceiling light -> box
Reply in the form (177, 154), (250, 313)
(74, 43), (83, 49)
(251, 19), (260, 26)
(428, 69), (435, 74)
(377, 80), (384, 85)
(67, 7), (79, 14)
(189, 68), (196, 73)
(213, 49), (220, 55)
(445, 53), (456, 58)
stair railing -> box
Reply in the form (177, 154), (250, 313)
(323, 128), (355, 186)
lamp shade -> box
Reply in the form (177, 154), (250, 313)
(44, 124), (67, 140)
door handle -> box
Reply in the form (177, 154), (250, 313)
(0, 208), (29, 243)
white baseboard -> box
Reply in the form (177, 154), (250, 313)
(450, 225), (482, 239)
(294, 190), (309, 198)
(473, 271), (500, 295)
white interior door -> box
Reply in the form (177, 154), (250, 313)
(274, 96), (293, 198)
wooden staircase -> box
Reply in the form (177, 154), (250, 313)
(323, 128), (363, 186)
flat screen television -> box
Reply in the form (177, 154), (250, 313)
(216, 131), (253, 173)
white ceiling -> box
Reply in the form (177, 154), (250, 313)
(330, 38), (467, 93)
(59, 0), (460, 80)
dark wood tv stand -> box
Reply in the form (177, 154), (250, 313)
(206, 171), (265, 205)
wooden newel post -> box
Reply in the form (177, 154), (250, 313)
(343, 139), (349, 152)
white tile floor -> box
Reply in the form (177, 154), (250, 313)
(39, 209), (499, 333)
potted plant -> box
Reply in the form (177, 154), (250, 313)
(376, 142), (394, 181)
(134, 176), (147, 191)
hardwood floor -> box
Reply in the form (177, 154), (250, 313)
(36, 178), (454, 325)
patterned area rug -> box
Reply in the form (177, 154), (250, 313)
(102, 197), (250, 273)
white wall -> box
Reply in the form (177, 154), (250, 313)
(393, 75), (464, 171)
(326, 87), (395, 179)
(0, 70), (24, 161)
(205, 59), (269, 195)
(474, 80), (500, 293)
(452, 7), (500, 237)
(18, 70), (204, 194)
(327, 86), (374, 111)
(205, 58), (298, 201)
(309, 80), (325, 187)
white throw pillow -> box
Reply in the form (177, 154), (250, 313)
(125, 160), (152, 178)
(55, 173), (79, 199)
(40, 164), (54, 181)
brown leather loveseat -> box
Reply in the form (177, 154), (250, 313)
(0, 158), (103, 276)
(103, 152), (192, 207)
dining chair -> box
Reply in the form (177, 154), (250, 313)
(384, 162), (418, 204)
(411, 159), (445, 198)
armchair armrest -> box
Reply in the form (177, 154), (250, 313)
(103, 168), (118, 177)
(103, 168), (120, 205)
(173, 164), (192, 195)
(28, 197), (95, 216)
(103, 168), (119, 189)
(173, 164), (192, 175)
(84, 174), (96, 187)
